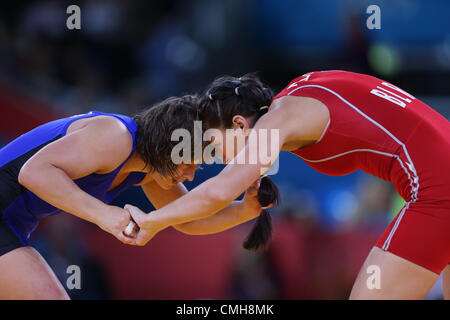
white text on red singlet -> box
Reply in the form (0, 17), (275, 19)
(370, 82), (415, 108)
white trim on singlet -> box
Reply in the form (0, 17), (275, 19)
(382, 201), (411, 250)
(287, 84), (420, 250)
(295, 148), (395, 163)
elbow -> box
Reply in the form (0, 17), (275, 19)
(18, 161), (45, 190)
(204, 176), (235, 204)
(205, 186), (233, 206)
(18, 163), (34, 188)
(172, 224), (200, 235)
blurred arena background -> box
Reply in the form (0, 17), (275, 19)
(0, 0), (449, 299)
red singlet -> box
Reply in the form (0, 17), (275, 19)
(274, 70), (450, 274)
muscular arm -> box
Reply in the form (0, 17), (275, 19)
(18, 117), (133, 226)
(140, 179), (261, 235)
(171, 201), (259, 235)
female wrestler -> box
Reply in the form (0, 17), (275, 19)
(126, 71), (450, 299)
(0, 95), (267, 299)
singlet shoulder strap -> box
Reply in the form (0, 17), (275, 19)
(61, 111), (138, 143)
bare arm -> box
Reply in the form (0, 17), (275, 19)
(139, 179), (262, 235)
(165, 183), (262, 235)
(18, 116), (136, 243)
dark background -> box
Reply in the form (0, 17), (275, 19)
(0, 0), (449, 299)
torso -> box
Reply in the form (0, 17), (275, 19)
(273, 70), (450, 203)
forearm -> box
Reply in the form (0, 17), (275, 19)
(143, 162), (264, 232)
(145, 176), (234, 229)
(141, 180), (259, 234)
(174, 201), (259, 235)
(19, 163), (106, 225)
(145, 168), (259, 229)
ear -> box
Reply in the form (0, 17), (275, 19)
(231, 115), (251, 130)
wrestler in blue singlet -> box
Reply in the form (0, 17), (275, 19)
(0, 111), (146, 248)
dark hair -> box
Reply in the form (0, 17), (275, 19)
(243, 176), (280, 251)
(199, 73), (274, 130)
(199, 73), (279, 251)
(133, 95), (203, 178)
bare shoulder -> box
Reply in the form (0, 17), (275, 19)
(264, 96), (330, 149)
(67, 115), (128, 134)
(88, 115), (133, 151)
(271, 95), (329, 116)
(66, 115), (134, 169)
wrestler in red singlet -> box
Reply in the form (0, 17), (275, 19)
(274, 70), (450, 274)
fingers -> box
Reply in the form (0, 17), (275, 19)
(123, 220), (140, 238)
(130, 223), (140, 237)
(117, 229), (151, 246)
(135, 230), (154, 246)
(121, 204), (159, 245)
(124, 221), (136, 236)
(124, 204), (144, 225)
(120, 229), (159, 246)
(116, 232), (138, 245)
(124, 204), (138, 213)
(117, 220), (153, 246)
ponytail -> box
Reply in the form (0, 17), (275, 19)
(242, 176), (279, 251)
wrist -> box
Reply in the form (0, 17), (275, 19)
(240, 200), (261, 219)
(87, 201), (110, 227)
(144, 210), (170, 230)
